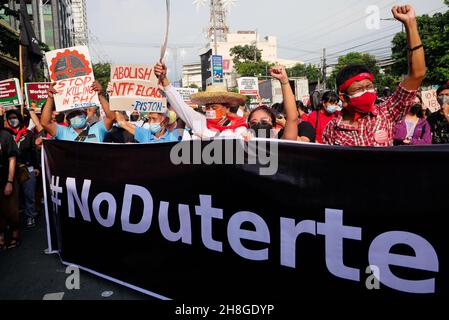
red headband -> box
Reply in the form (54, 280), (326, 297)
(339, 73), (374, 92)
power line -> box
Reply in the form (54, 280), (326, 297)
(326, 33), (397, 57)
(295, 4), (447, 65)
(286, 0), (397, 49)
(300, 31), (398, 64)
(279, 0), (364, 45)
(287, 4), (448, 63)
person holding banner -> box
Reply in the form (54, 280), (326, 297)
(41, 81), (116, 143)
(246, 65), (300, 141)
(155, 62), (248, 139)
(323, 5), (425, 147)
(115, 109), (180, 144)
(427, 83), (449, 144)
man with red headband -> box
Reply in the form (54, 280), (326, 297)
(323, 5), (426, 147)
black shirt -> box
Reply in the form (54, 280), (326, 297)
(0, 130), (19, 187)
(427, 111), (449, 144)
(278, 121), (316, 142)
(104, 126), (136, 144)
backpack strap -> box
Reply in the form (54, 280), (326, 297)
(74, 127), (90, 142)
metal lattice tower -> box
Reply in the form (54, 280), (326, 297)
(208, 0), (229, 44)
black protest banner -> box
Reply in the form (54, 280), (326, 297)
(42, 139), (448, 300)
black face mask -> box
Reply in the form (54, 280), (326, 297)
(130, 115), (140, 122)
(250, 122), (273, 138)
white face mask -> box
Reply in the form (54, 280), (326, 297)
(325, 105), (339, 114)
(347, 89), (376, 99)
(8, 118), (20, 128)
(205, 110), (217, 120)
(437, 95), (449, 107)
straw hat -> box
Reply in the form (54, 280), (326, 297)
(191, 85), (246, 107)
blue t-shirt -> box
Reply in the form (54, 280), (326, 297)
(134, 127), (180, 144)
(55, 120), (109, 142)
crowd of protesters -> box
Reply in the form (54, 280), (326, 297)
(2, 4), (449, 250)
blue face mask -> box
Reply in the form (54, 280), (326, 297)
(70, 115), (87, 129)
(148, 122), (162, 134)
(325, 105), (339, 114)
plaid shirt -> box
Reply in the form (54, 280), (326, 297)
(323, 85), (417, 147)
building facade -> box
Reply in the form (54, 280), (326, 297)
(71, 0), (88, 46)
(1, 0), (75, 50)
(182, 63), (202, 88)
(0, 19), (20, 79)
(198, 31), (303, 88)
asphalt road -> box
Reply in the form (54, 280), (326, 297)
(0, 217), (151, 300)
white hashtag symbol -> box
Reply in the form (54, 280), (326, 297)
(50, 176), (63, 214)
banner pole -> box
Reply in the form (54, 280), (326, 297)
(160, 0), (170, 63)
(19, 44), (24, 114)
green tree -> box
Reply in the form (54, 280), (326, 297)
(287, 63), (322, 82)
(230, 45), (274, 77)
(391, 3), (449, 85)
(93, 63), (111, 92)
(328, 52), (382, 90)
(234, 61), (273, 77)
(230, 45), (262, 65)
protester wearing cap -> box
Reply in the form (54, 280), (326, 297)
(41, 81), (115, 142)
(323, 5), (425, 147)
(155, 62), (248, 139)
(116, 108), (180, 144)
(427, 83), (449, 144)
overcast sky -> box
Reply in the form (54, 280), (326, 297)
(86, 0), (447, 80)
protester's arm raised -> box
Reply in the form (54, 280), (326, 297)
(91, 81), (115, 131)
(393, 5), (426, 91)
(155, 63), (208, 135)
(41, 83), (58, 137)
(271, 65), (298, 141)
(116, 112), (135, 136)
(29, 109), (44, 133)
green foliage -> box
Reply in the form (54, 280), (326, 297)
(377, 68), (402, 91)
(93, 63), (111, 92)
(391, 5), (449, 85)
(235, 61), (273, 77)
(230, 45), (271, 77)
(230, 45), (262, 65)
(327, 52), (381, 89)
(287, 63), (322, 82)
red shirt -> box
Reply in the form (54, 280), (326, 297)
(307, 110), (336, 144)
(300, 113), (309, 122)
(323, 85), (417, 147)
